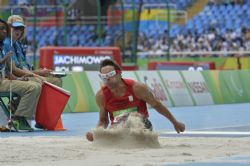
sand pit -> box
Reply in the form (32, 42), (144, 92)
(0, 136), (250, 166)
(1, 115), (250, 166)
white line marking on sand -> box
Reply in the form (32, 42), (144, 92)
(161, 131), (250, 136)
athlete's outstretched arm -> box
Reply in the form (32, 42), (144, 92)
(86, 89), (109, 141)
(133, 82), (185, 133)
(95, 89), (109, 128)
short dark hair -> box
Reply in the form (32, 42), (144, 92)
(99, 59), (121, 72)
(0, 18), (10, 37)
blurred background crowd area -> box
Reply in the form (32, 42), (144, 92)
(1, 0), (250, 61)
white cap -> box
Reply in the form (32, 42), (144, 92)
(12, 21), (25, 27)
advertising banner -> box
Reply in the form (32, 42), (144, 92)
(202, 71), (224, 104)
(181, 71), (214, 105)
(239, 70), (250, 99)
(159, 71), (194, 106)
(86, 71), (103, 95)
(121, 71), (138, 81)
(62, 72), (98, 112)
(40, 47), (122, 71)
(53, 54), (112, 71)
(135, 71), (172, 107)
(219, 71), (250, 103)
(61, 70), (250, 113)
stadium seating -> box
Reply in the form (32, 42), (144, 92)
(13, 0), (249, 52)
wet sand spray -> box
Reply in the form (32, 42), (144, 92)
(92, 114), (160, 148)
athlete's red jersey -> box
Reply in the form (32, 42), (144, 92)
(102, 79), (149, 124)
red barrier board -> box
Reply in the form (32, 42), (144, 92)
(39, 47), (122, 71)
(148, 61), (215, 70)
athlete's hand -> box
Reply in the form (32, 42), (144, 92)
(86, 131), (94, 142)
(174, 121), (185, 133)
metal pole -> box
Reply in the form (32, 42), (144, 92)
(131, 0), (142, 63)
(134, 0), (143, 64)
(166, 0), (170, 61)
(96, 0), (102, 46)
(120, 0), (125, 61)
(32, 0), (37, 68)
(8, 8), (14, 131)
(62, 0), (68, 46)
(55, 1), (58, 46)
(131, 0), (136, 63)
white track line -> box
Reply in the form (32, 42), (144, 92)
(161, 131), (250, 136)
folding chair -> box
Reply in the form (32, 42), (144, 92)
(0, 92), (30, 132)
(0, 92), (17, 117)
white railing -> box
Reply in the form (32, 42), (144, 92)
(136, 50), (250, 57)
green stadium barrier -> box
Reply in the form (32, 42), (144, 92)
(62, 70), (250, 113)
(62, 72), (98, 113)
